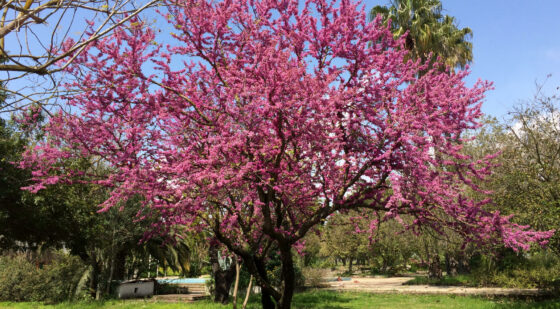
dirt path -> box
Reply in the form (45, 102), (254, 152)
(323, 277), (545, 296)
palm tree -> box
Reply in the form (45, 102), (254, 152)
(370, 0), (472, 71)
(141, 236), (192, 277)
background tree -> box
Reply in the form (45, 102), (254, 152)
(368, 220), (417, 275)
(19, 1), (551, 308)
(370, 0), (472, 70)
(0, 119), (193, 298)
(465, 86), (560, 255)
(298, 229), (321, 268)
(322, 213), (369, 274)
(0, 117), (29, 249)
(449, 85), (560, 288)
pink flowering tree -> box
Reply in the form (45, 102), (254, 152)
(19, 0), (552, 308)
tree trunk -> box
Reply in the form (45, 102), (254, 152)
(428, 255), (442, 279)
(457, 254), (471, 274)
(89, 259), (101, 300)
(348, 257), (353, 274)
(210, 245), (236, 304)
(147, 255), (151, 278)
(232, 260), (241, 309)
(105, 253), (115, 296)
(106, 228), (116, 295)
(113, 250), (127, 281)
(277, 245), (295, 309)
(254, 258), (275, 309)
(242, 275), (253, 309)
(445, 253), (458, 277)
(213, 266), (235, 303)
(95, 262), (102, 300)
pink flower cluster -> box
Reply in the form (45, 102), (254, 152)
(20, 0), (552, 257)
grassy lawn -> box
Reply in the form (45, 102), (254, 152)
(1, 291), (559, 309)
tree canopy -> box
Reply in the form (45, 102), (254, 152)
(19, 0), (551, 308)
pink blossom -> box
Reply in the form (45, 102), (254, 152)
(18, 0), (552, 305)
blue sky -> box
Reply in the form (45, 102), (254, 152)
(365, 1), (560, 119)
(4, 1), (558, 120)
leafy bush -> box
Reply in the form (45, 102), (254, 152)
(0, 253), (33, 302)
(405, 250), (560, 291)
(302, 268), (327, 287)
(0, 251), (87, 303)
(470, 249), (560, 289)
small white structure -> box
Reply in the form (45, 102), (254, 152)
(117, 279), (155, 299)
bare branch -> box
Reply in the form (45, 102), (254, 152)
(0, 0), (160, 113)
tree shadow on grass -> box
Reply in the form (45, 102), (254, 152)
(463, 294), (560, 309)
(491, 297), (560, 309)
(292, 290), (353, 309)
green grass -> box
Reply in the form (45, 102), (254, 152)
(1, 291), (559, 309)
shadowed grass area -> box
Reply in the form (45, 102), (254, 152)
(1, 291), (559, 309)
(404, 275), (476, 287)
(290, 291), (560, 309)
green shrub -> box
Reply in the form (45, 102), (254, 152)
(0, 251), (87, 303)
(0, 253), (34, 302)
(408, 264), (418, 273)
(302, 267), (327, 287)
(35, 253), (88, 302)
(407, 250), (560, 290)
(470, 250), (560, 289)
